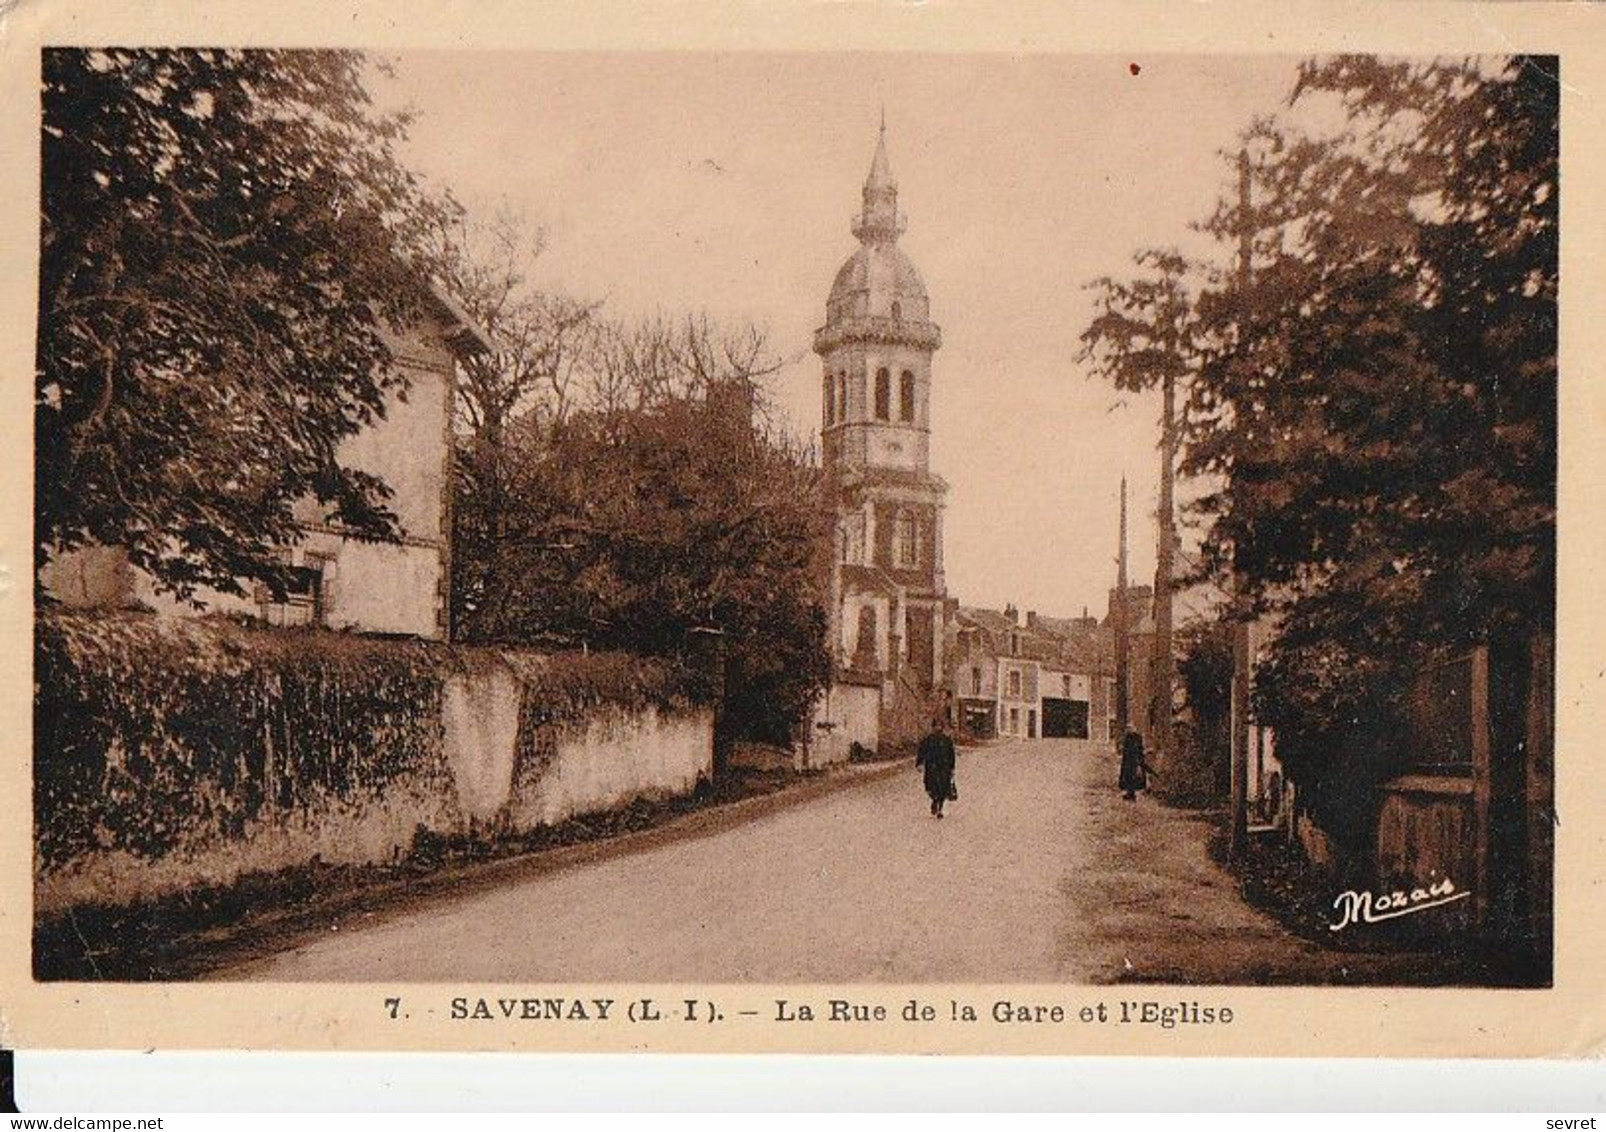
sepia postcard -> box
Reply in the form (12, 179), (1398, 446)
(1, 0), (1603, 1059)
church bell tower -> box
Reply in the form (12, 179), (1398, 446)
(815, 117), (948, 708)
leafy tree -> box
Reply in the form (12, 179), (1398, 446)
(1082, 249), (1198, 404)
(38, 49), (446, 600)
(1183, 56), (1556, 837)
(449, 312), (832, 747)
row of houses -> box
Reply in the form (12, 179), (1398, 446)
(945, 579), (1288, 831)
(946, 603), (1114, 742)
(943, 585), (1194, 751)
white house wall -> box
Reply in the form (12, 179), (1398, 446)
(805, 681), (883, 768)
(315, 537), (444, 638)
(43, 322), (457, 641)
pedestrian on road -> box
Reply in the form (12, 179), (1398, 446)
(1119, 729), (1155, 801)
(916, 716), (958, 819)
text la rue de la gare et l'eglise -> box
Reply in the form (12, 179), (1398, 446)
(441, 996), (1234, 1029)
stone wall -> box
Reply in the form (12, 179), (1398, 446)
(50, 533), (448, 641)
(880, 667), (938, 755)
(34, 611), (713, 915)
(803, 679), (881, 768)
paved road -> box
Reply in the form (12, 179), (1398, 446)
(219, 739), (1382, 983)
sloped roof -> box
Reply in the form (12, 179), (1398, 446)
(424, 281), (496, 356)
(841, 562), (902, 597)
(956, 606), (1013, 635)
(954, 606), (1109, 671)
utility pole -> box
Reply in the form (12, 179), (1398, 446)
(1114, 475), (1131, 745)
(1229, 147), (1253, 862)
(1153, 327), (1178, 778)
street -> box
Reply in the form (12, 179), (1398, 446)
(218, 738), (1385, 984)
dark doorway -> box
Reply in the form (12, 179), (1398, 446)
(960, 700), (995, 741)
(1042, 698), (1091, 739)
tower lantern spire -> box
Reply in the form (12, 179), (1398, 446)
(855, 114), (903, 243)
(868, 107), (893, 187)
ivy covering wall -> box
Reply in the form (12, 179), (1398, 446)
(34, 609), (709, 911)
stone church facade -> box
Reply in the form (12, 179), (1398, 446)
(807, 121), (950, 764)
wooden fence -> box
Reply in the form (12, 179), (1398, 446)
(1375, 636), (1553, 976)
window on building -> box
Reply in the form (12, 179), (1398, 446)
(970, 666), (982, 696)
(874, 368), (891, 420)
(895, 509), (918, 568)
(899, 370), (915, 422)
(1008, 669), (1022, 697)
(824, 375), (834, 425)
(837, 372), (848, 422)
(1028, 710), (1037, 739)
(1009, 707), (1020, 735)
(1010, 632), (1020, 656)
(255, 556), (327, 629)
(891, 300), (902, 320)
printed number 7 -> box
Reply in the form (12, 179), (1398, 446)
(385, 997), (403, 1020)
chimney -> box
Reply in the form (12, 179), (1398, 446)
(1026, 611), (1038, 630)
(1004, 602), (1018, 625)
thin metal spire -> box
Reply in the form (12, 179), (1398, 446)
(866, 110), (895, 190)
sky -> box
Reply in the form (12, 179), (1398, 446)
(375, 52), (1301, 619)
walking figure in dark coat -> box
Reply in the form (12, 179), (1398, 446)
(916, 716), (958, 819)
(1119, 729), (1155, 801)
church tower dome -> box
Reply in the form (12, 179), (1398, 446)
(819, 116), (939, 334)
